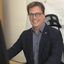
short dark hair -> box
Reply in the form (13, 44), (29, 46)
(27, 1), (45, 14)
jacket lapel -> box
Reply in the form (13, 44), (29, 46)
(38, 24), (49, 63)
(27, 29), (34, 63)
(39, 24), (49, 49)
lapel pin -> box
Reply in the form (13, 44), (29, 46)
(45, 32), (47, 34)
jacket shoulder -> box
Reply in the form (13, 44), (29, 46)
(20, 28), (32, 37)
(48, 26), (61, 34)
(48, 26), (63, 41)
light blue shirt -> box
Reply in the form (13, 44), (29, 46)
(32, 23), (45, 64)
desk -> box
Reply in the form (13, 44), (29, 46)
(10, 60), (25, 64)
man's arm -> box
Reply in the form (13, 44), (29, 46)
(7, 32), (24, 60)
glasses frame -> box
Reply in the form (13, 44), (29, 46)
(28, 13), (43, 18)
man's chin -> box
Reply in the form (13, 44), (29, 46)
(33, 25), (38, 28)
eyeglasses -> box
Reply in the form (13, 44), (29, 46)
(28, 13), (43, 18)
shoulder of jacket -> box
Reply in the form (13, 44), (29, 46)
(21, 28), (32, 35)
(48, 26), (60, 33)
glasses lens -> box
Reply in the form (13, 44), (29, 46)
(29, 13), (43, 17)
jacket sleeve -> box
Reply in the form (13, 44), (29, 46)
(7, 32), (24, 60)
(44, 30), (63, 64)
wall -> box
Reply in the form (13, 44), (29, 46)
(3, 0), (27, 63)
(0, 0), (4, 22)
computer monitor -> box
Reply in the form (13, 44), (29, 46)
(0, 21), (9, 64)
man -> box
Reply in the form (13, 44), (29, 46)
(7, 1), (63, 64)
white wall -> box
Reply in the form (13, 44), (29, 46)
(3, 0), (27, 63)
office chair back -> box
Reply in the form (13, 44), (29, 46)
(45, 14), (62, 30)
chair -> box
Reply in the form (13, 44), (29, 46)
(45, 14), (62, 30)
(45, 14), (64, 64)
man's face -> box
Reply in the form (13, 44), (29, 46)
(28, 6), (45, 28)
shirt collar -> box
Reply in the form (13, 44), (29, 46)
(40, 22), (45, 33)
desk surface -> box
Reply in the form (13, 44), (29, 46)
(10, 60), (25, 64)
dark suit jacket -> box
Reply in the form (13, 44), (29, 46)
(7, 24), (63, 64)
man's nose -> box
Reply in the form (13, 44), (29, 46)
(33, 14), (37, 19)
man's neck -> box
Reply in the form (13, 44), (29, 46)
(34, 27), (40, 32)
(32, 23), (45, 32)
